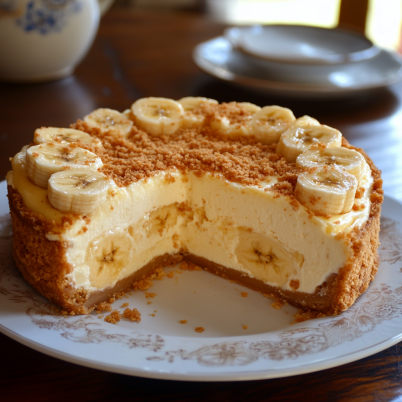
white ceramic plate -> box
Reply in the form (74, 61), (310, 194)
(193, 37), (402, 99)
(0, 180), (402, 381)
(225, 25), (379, 65)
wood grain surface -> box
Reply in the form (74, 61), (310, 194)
(0, 6), (401, 401)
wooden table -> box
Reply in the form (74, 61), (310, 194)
(1, 7), (401, 401)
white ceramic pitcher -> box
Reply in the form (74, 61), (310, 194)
(0, 0), (114, 82)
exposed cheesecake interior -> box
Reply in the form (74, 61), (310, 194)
(7, 98), (383, 316)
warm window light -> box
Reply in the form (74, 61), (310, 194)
(207, 0), (402, 50)
(366, 0), (402, 50)
(207, 0), (341, 27)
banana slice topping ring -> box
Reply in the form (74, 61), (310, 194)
(48, 169), (112, 215)
(131, 97), (184, 136)
(295, 167), (358, 216)
(26, 143), (103, 189)
(296, 147), (365, 183)
(277, 125), (342, 162)
(84, 108), (134, 137)
(251, 105), (295, 144)
(34, 127), (102, 148)
(179, 97), (218, 128)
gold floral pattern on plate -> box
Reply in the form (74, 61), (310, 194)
(147, 283), (402, 366)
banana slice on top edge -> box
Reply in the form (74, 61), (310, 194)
(48, 168), (112, 215)
(238, 102), (261, 114)
(251, 105), (295, 144)
(178, 97), (218, 128)
(296, 147), (365, 184)
(295, 167), (358, 216)
(276, 124), (342, 163)
(84, 108), (134, 138)
(294, 115), (320, 127)
(131, 97), (184, 136)
(210, 102), (260, 137)
(26, 143), (103, 189)
(34, 127), (102, 148)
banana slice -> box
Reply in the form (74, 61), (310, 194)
(251, 106), (295, 144)
(145, 204), (178, 238)
(276, 125), (342, 162)
(178, 97), (218, 128)
(26, 143), (103, 188)
(122, 109), (133, 118)
(296, 147), (365, 183)
(210, 103), (258, 137)
(131, 97), (184, 135)
(84, 108), (133, 137)
(48, 168), (112, 214)
(238, 102), (261, 114)
(87, 229), (133, 289)
(295, 115), (320, 127)
(236, 229), (304, 286)
(295, 167), (358, 215)
(33, 127), (102, 148)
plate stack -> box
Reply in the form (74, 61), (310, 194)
(193, 25), (402, 98)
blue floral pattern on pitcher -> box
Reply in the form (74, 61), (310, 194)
(5, 0), (83, 35)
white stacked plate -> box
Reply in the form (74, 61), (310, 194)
(193, 25), (402, 99)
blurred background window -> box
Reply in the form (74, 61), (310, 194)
(117, 0), (402, 51)
(206, 0), (341, 28)
(365, 0), (402, 50)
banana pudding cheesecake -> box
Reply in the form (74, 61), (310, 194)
(6, 97), (383, 316)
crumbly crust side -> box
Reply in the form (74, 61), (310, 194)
(7, 185), (78, 234)
(342, 137), (383, 219)
(82, 253), (183, 313)
(8, 187), (83, 312)
(9, 185), (184, 314)
(324, 138), (383, 314)
(332, 218), (380, 314)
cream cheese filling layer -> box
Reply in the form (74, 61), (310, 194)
(7, 147), (373, 295)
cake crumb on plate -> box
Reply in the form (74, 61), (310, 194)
(123, 308), (141, 322)
(96, 302), (112, 313)
(104, 310), (121, 324)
